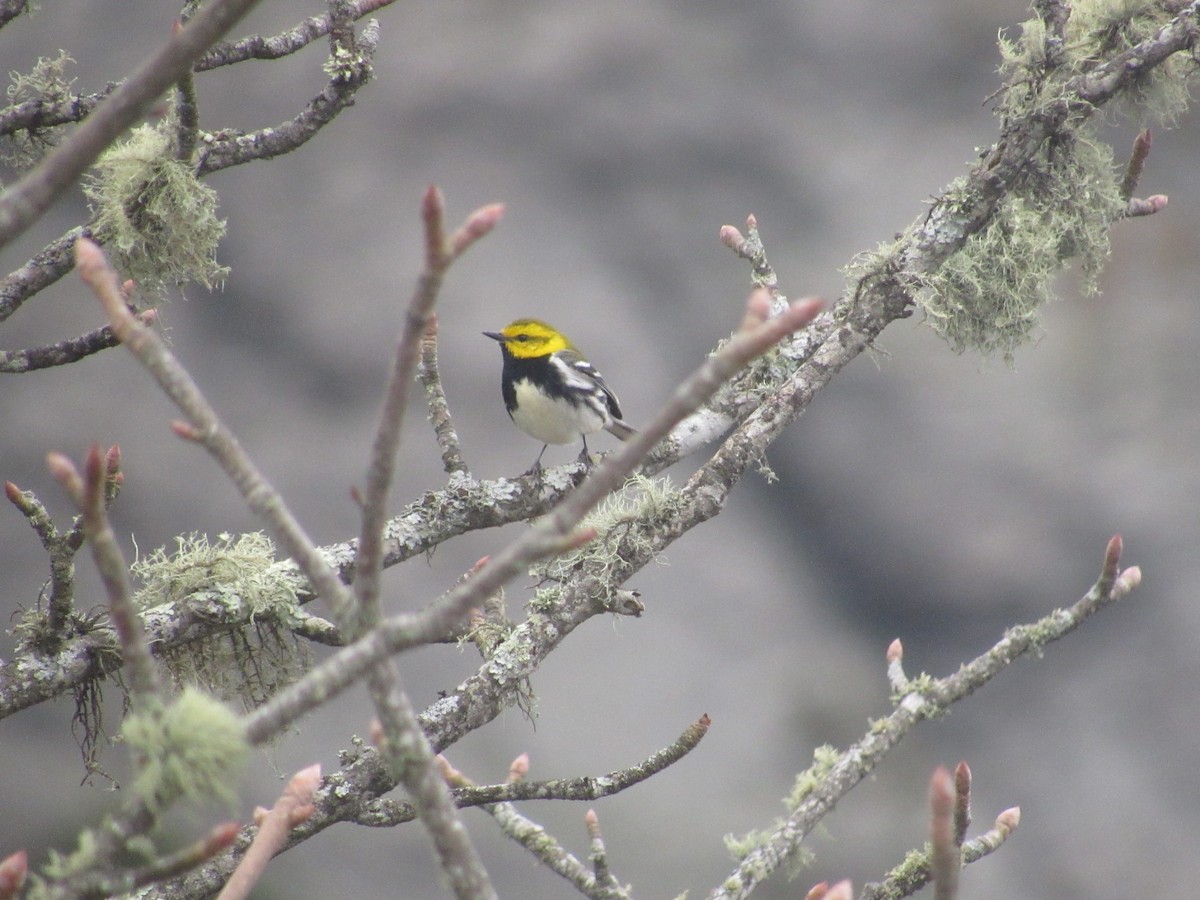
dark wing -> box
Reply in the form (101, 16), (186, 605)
(556, 349), (624, 420)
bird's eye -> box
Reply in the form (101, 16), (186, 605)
(515, 334), (530, 341)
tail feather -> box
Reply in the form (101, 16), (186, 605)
(605, 418), (636, 441)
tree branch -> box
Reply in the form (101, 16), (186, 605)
(0, 310), (156, 373)
(710, 536), (1140, 899)
(0, 0), (267, 250)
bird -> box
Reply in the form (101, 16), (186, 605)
(483, 318), (635, 474)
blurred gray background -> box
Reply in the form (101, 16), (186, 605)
(3, 1), (1199, 897)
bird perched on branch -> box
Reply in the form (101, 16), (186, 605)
(484, 318), (635, 474)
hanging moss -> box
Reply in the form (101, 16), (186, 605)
(2, 51), (76, 168)
(855, 0), (1194, 360)
(914, 132), (1124, 359)
(84, 123), (227, 294)
(999, 0), (1197, 124)
(131, 532), (310, 715)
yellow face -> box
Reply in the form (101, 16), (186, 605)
(493, 319), (573, 358)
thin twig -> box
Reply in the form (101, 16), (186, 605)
(929, 767), (959, 900)
(710, 536), (1140, 899)
(195, 19), (380, 176)
(172, 20), (201, 162)
(217, 765), (320, 900)
(963, 808), (1020, 862)
(438, 756), (628, 900)
(1120, 129), (1152, 201)
(0, 311), (156, 373)
(353, 188), (502, 631)
(0, 226), (86, 325)
(369, 664), (498, 900)
(348, 189), (503, 900)
(46, 445), (161, 701)
(585, 810), (629, 900)
(418, 314), (469, 474)
(953, 762), (971, 846)
(0, 85), (115, 137)
(860, 806), (1020, 900)
(353, 715), (711, 824)
(4, 480), (83, 651)
(196, 0), (395, 69)
(129, 822), (240, 890)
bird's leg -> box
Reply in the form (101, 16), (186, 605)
(524, 444), (549, 478)
(576, 435), (594, 469)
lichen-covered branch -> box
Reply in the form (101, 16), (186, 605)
(0, 0), (267, 250)
(709, 537), (1140, 899)
(196, 0), (396, 69)
(353, 714), (710, 825)
(195, 18), (381, 176)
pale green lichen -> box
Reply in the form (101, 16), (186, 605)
(915, 129), (1124, 359)
(785, 743), (841, 811)
(132, 531), (296, 615)
(322, 43), (371, 83)
(530, 474), (680, 593)
(999, 0), (1197, 125)
(722, 744), (838, 878)
(83, 123), (227, 294)
(2, 50), (75, 167)
(121, 687), (248, 811)
(40, 828), (101, 884)
(723, 827), (814, 881)
(131, 532), (310, 713)
(857, 0), (1196, 361)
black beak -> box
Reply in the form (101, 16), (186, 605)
(483, 331), (505, 342)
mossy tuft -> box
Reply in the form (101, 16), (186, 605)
(84, 123), (227, 294)
(2, 51), (75, 167)
(131, 532), (310, 714)
(121, 687), (248, 811)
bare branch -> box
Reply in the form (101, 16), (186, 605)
(0, 310), (156, 373)
(929, 767), (959, 900)
(0, 85), (115, 137)
(217, 765), (320, 900)
(418, 314), (469, 474)
(46, 444), (160, 701)
(354, 714), (711, 824)
(196, 0), (396, 69)
(0, 226), (86, 325)
(195, 19), (381, 176)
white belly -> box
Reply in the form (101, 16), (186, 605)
(510, 379), (606, 444)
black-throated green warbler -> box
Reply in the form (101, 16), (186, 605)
(484, 318), (635, 472)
